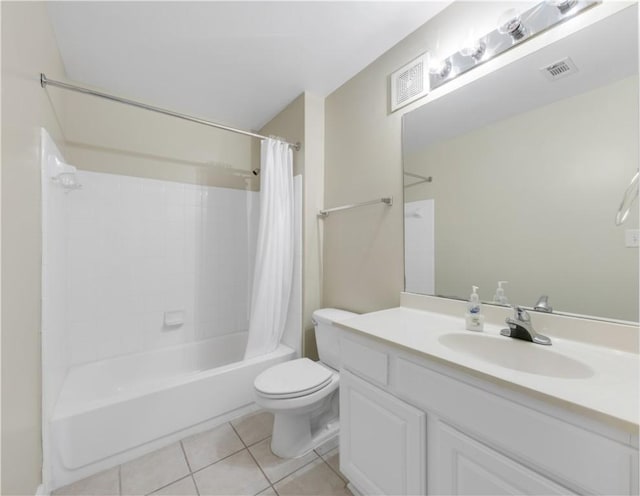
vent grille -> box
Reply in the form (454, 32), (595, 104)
(540, 57), (579, 81)
(397, 62), (424, 103)
(390, 53), (429, 112)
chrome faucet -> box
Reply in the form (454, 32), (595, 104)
(500, 306), (552, 345)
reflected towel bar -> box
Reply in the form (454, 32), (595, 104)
(404, 172), (433, 188)
(318, 197), (393, 218)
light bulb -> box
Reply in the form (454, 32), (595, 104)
(497, 9), (527, 41)
(429, 58), (452, 79)
(460, 40), (486, 61)
(546, 0), (578, 14)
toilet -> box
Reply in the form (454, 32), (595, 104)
(253, 308), (357, 458)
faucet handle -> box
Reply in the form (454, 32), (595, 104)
(534, 295), (553, 313)
(513, 305), (530, 322)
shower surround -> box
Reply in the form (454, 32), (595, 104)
(40, 130), (302, 490)
(66, 170), (260, 364)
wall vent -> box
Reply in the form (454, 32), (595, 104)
(390, 53), (430, 112)
(540, 57), (579, 81)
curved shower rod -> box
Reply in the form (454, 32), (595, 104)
(40, 73), (301, 151)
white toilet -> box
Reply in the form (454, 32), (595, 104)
(253, 308), (357, 458)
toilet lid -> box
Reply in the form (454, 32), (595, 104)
(255, 358), (334, 399)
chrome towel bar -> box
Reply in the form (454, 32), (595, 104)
(318, 197), (393, 218)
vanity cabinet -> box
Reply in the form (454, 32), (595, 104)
(339, 331), (639, 496)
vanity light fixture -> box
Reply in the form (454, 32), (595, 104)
(497, 9), (527, 41)
(423, 0), (599, 93)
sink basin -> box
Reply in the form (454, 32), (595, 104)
(438, 333), (594, 379)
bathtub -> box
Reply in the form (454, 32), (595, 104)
(49, 332), (294, 488)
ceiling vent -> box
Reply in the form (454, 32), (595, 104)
(390, 53), (430, 112)
(540, 57), (579, 81)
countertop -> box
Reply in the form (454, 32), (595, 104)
(337, 306), (639, 435)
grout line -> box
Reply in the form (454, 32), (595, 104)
(189, 445), (247, 476)
(230, 422), (249, 449)
(268, 452), (321, 486)
(319, 450), (348, 485)
(118, 465), (123, 496)
(232, 429), (272, 449)
(179, 440), (193, 473)
(244, 440), (273, 493)
(191, 474), (201, 496)
(144, 475), (193, 496)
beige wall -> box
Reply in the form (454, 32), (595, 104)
(1, 2), (68, 494)
(323, 2), (512, 312)
(259, 93), (325, 359)
(405, 76), (639, 322)
(322, 1), (622, 313)
(301, 94), (325, 359)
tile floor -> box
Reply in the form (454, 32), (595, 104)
(53, 411), (352, 496)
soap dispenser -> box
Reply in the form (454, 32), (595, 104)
(493, 281), (509, 305)
(465, 286), (484, 331)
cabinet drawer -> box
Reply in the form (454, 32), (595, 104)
(341, 335), (388, 386)
(396, 357), (635, 495)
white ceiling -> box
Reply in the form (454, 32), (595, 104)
(47, 1), (451, 131)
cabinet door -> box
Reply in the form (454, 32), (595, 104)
(340, 370), (426, 495)
(434, 421), (575, 495)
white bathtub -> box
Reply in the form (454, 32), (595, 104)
(49, 332), (294, 488)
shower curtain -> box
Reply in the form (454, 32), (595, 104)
(244, 138), (294, 359)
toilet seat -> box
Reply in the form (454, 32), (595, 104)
(254, 358), (334, 399)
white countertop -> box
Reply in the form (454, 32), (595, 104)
(337, 307), (639, 434)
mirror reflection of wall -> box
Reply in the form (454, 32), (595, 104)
(402, 5), (639, 323)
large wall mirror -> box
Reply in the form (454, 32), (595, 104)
(402, 5), (639, 323)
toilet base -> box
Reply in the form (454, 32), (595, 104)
(271, 414), (339, 458)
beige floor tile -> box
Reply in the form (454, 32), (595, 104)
(182, 423), (244, 471)
(121, 443), (190, 495)
(193, 449), (270, 495)
(275, 458), (351, 496)
(52, 467), (120, 496)
(320, 448), (347, 482)
(150, 476), (198, 495)
(249, 437), (318, 483)
(314, 436), (339, 457)
(231, 411), (274, 446)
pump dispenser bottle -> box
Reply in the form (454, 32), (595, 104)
(493, 281), (509, 305)
(465, 286), (484, 331)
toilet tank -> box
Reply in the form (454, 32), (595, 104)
(312, 308), (358, 370)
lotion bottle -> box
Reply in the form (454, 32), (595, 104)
(465, 286), (484, 331)
(493, 281), (509, 305)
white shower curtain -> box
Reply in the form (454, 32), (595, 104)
(244, 138), (294, 359)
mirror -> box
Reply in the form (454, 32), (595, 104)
(402, 5), (639, 323)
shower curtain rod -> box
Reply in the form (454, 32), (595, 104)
(40, 73), (301, 151)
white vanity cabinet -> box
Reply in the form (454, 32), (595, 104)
(339, 331), (639, 496)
